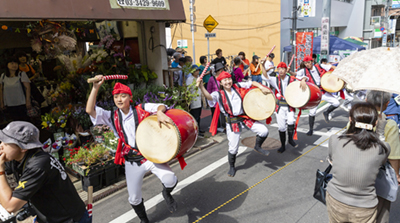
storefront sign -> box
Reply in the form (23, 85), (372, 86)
(298, 0), (316, 17)
(177, 39), (188, 49)
(295, 32), (314, 70)
(321, 17), (329, 57)
(328, 55), (341, 63)
(393, 0), (400, 9)
(338, 50), (357, 59)
(111, 0), (169, 10)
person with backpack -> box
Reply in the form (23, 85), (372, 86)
(232, 57), (244, 83)
(86, 79), (179, 223)
(289, 56), (340, 136)
(0, 57), (31, 122)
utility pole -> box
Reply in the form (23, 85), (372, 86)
(291, 0), (297, 72)
(382, 0), (391, 47)
(190, 0), (196, 64)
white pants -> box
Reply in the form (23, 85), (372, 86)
(227, 121), (268, 154)
(343, 89), (354, 102)
(309, 92), (340, 116)
(275, 106), (295, 132)
(125, 160), (177, 205)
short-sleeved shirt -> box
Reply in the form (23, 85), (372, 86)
(199, 64), (211, 83)
(11, 149), (86, 222)
(239, 59), (250, 73)
(250, 63), (261, 75)
(233, 67), (244, 83)
(171, 61), (179, 68)
(320, 63), (332, 72)
(207, 82), (252, 116)
(206, 75), (220, 97)
(264, 60), (275, 76)
(211, 57), (227, 67)
(90, 104), (163, 146)
(1, 72), (30, 106)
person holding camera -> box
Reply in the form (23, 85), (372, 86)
(0, 121), (90, 223)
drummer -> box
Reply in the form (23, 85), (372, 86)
(288, 56), (340, 136)
(261, 61), (298, 153)
(197, 72), (270, 177)
(86, 78), (178, 222)
(320, 58), (353, 111)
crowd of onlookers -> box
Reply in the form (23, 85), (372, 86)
(166, 47), (276, 135)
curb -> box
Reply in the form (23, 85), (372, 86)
(79, 134), (223, 205)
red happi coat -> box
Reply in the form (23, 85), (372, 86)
(303, 64), (326, 92)
(112, 104), (150, 165)
(275, 75), (296, 113)
(217, 84), (255, 132)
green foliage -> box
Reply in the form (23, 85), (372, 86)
(128, 64), (158, 89)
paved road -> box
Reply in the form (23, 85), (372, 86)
(93, 102), (400, 223)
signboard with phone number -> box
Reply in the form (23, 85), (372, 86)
(115, 0), (169, 10)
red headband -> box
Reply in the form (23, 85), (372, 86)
(216, 71), (232, 82)
(303, 56), (313, 62)
(277, 62), (287, 69)
(112, 83), (132, 96)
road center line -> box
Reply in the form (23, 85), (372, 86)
(109, 146), (249, 223)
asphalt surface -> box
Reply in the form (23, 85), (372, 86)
(92, 100), (400, 223)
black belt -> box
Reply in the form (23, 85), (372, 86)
(124, 149), (145, 165)
(225, 116), (244, 123)
(277, 100), (289, 107)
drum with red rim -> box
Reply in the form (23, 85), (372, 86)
(136, 109), (198, 164)
(285, 81), (322, 110)
(243, 86), (276, 120)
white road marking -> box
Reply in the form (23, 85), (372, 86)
(109, 146), (249, 223)
(269, 123), (328, 136)
(313, 127), (346, 147)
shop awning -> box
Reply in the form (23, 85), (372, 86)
(0, 0), (186, 22)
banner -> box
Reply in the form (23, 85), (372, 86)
(296, 32), (314, 70)
(321, 17), (330, 56)
(298, 0), (316, 17)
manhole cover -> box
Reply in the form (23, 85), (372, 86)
(241, 136), (281, 151)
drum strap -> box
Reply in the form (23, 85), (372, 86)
(112, 105), (149, 165)
(275, 76), (295, 113)
(217, 85), (255, 133)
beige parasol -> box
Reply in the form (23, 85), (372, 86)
(331, 47), (400, 95)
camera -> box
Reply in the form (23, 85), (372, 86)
(16, 206), (36, 221)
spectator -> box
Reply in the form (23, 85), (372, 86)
(171, 52), (181, 68)
(186, 65), (203, 134)
(383, 94), (400, 129)
(232, 57), (244, 83)
(173, 57), (186, 86)
(199, 56), (211, 89)
(211, 49), (227, 68)
(0, 57), (31, 122)
(312, 53), (317, 65)
(263, 53), (276, 77)
(250, 55), (262, 83)
(238, 52), (249, 72)
(366, 90), (400, 223)
(175, 47), (186, 56)
(326, 102), (390, 223)
(0, 121), (91, 223)
(185, 56), (193, 65)
(207, 62), (225, 131)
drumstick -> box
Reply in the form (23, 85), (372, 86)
(287, 54), (295, 70)
(196, 62), (210, 87)
(87, 74), (128, 83)
(255, 45), (276, 71)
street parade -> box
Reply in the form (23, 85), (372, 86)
(1, 0), (400, 223)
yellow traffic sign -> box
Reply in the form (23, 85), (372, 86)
(203, 15), (219, 33)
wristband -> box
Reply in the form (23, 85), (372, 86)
(0, 171), (5, 176)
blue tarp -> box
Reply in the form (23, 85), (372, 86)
(283, 35), (365, 54)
